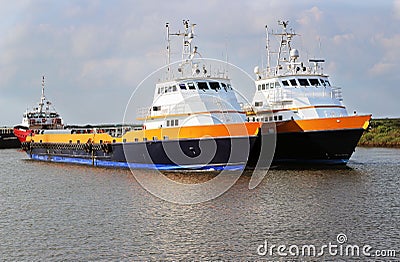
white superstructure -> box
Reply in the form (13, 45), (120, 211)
(19, 76), (64, 129)
(248, 20), (348, 122)
(138, 20), (246, 130)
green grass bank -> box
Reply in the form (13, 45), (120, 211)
(358, 118), (400, 148)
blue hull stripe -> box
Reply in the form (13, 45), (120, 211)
(273, 158), (349, 165)
(30, 154), (245, 171)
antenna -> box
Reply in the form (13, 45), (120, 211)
(265, 25), (270, 76)
(39, 75), (45, 113)
(166, 20), (199, 77)
(166, 22), (171, 77)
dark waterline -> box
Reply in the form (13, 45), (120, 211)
(0, 148), (399, 260)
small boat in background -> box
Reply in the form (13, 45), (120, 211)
(13, 76), (64, 143)
(0, 127), (20, 149)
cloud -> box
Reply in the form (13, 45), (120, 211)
(394, 0), (400, 19)
(368, 34), (400, 77)
(0, 1), (398, 125)
(332, 33), (355, 45)
(297, 6), (323, 26)
(369, 62), (396, 76)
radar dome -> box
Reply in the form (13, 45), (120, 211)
(254, 66), (260, 75)
(290, 49), (299, 60)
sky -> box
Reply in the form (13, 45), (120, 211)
(0, 0), (399, 126)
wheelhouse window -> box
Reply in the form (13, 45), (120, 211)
(282, 80), (289, 86)
(209, 82), (220, 91)
(187, 82), (196, 90)
(172, 85), (177, 91)
(275, 82), (280, 88)
(262, 84), (266, 90)
(197, 82), (209, 90)
(221, 82), (228, 91)
(289, 79), (297, 86)
(298, 79), (309, 86)
(152, 106), (161, 111)
(254, 101), (263, 107)
(179, 83), (187, 90)
(258, 84), (261, 91)
(309, 79), (320, 86)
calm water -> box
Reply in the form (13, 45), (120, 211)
(0, 148), (399, 260)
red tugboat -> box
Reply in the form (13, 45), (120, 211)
(13, 76), (64, 143)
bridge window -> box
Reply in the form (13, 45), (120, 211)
(221, 82), (228, 91)
(262, 84), (266, 90)
(179, 83), (187, 90)
(309, 79), (320, 86)
(282, 80), (289, 86)
(254, 101), (263, 107)
(172, 85), (177, 91)
(275, 82), (280, 88)
(298, 79), (309, 86)
(321, 79), (331, 87)
(257, 84), (261, 91)
(289, 79), (297, 86)
(209, 82), (220, 91)
(188, 82), (196, 90)
(197, 82), (209, 90)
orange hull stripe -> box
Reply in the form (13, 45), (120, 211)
(27, 122), (262, 144)
(276, 115), (371, 133)
(123, 122), (261, 141)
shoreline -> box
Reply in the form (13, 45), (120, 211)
(358, 118), (400, 148)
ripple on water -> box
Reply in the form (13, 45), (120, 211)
(0, 148), (399, 260)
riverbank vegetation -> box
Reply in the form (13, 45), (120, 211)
(358, 118), (400, 148)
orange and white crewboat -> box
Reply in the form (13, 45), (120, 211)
(246, 21), (371, 165)
(22, 21), (261, 171)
